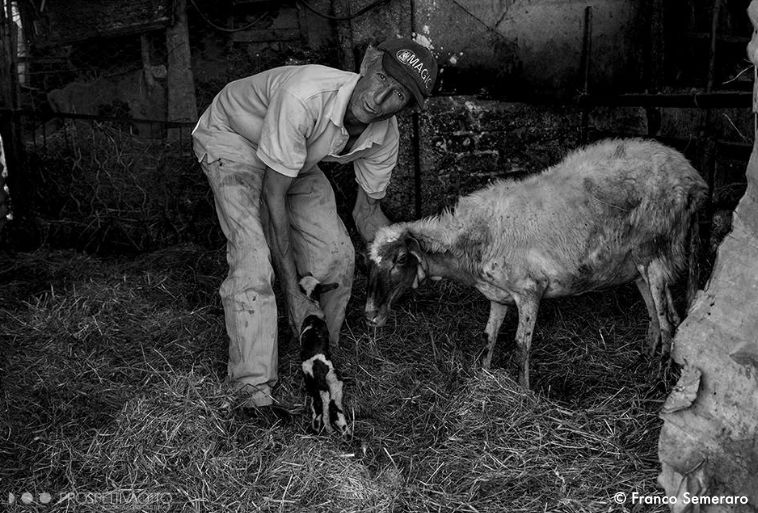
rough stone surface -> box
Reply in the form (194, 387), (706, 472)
(656, 3), (758, 509)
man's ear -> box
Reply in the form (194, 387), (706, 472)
(360, 46), (383, 76)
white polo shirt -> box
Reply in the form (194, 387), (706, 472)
(192, 65), (399, 199)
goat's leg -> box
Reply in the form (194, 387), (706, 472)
(665, 286), (681, 327)
(319, 390), (332, 433)
(481, 301), (509, 370)
(646, 260), (674, 356)
(324, 368), (351, 436)
(513, 286), (544, 389)
(308, 389), (324, 432)
(635, 270), (660, 354)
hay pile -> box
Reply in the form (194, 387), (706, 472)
(20, 121), (220, 253)
(1, 244), (673, 512)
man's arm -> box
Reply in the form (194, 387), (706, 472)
(262, 167), (318, 331)
(352, 187), (391, 243)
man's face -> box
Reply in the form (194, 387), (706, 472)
(347, 66), (413, 125)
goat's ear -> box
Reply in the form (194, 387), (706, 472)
(404, 235), (427, 288)
(395, 235), (423, 266)
(394, 246), (410, 265)
(405, 235), (425, 265)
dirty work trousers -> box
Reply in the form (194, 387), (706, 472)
(201, 157), (355, 406)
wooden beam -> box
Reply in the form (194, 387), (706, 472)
(578, 91), (752, 108)
(166, 0), (197, 142)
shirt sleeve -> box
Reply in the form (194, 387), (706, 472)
(256, 90), (312, 177)
(353, 120), (400, 199)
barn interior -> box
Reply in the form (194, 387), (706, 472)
(0, 1), (756, 511)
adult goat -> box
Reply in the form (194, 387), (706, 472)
(365, 139), (708, 388)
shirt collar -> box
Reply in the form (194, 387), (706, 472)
(329, 73), (359, 128)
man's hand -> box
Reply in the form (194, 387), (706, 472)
(263, 168), (322, 332)
(353, 187), (390, 243)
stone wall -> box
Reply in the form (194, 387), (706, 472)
(380, 98), (583, 221)
(347, 0), (646, 99)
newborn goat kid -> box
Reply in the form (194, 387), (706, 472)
(298, 275), (350, 435)
(366, 139), (708, 388)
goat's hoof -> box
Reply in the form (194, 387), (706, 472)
(338, 424), (352, 438)
(645, 328), (660, 355)
(475, 346), (493, 370)
(657, 352), (674, 375)
(310, 412), (324, 433)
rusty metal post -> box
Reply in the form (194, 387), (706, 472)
(645, 0), (664, 136)
(579, 6), (592, 144)
(698, 0), (723, 257)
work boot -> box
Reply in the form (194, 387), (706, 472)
(235, 396), (302, 426)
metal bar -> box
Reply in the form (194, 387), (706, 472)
(410, 0), (422, 219)
(578, 91), (752, 108)
(30, 110), (36, 153)
(649, 0), (664, 92)
(700, 0), (723, 255)
(645, 0), (664, 136)
(580, 5), (592, 144)
(707, 0), (722, 92)
(412, 112), (422, 218)
(686, 31), (749, 44)
(581, 6), (592, 93)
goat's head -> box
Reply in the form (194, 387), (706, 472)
(298, 274), (339, 302)
(365, 227), (426, 327)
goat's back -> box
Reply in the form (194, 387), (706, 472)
(455, 138), (707, 288)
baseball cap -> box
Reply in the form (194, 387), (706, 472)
(377, 38), (438, 109)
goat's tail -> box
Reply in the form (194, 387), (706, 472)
(685, 211), (701, 309)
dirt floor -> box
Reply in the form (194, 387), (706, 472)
(0, 243), (677, 512)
